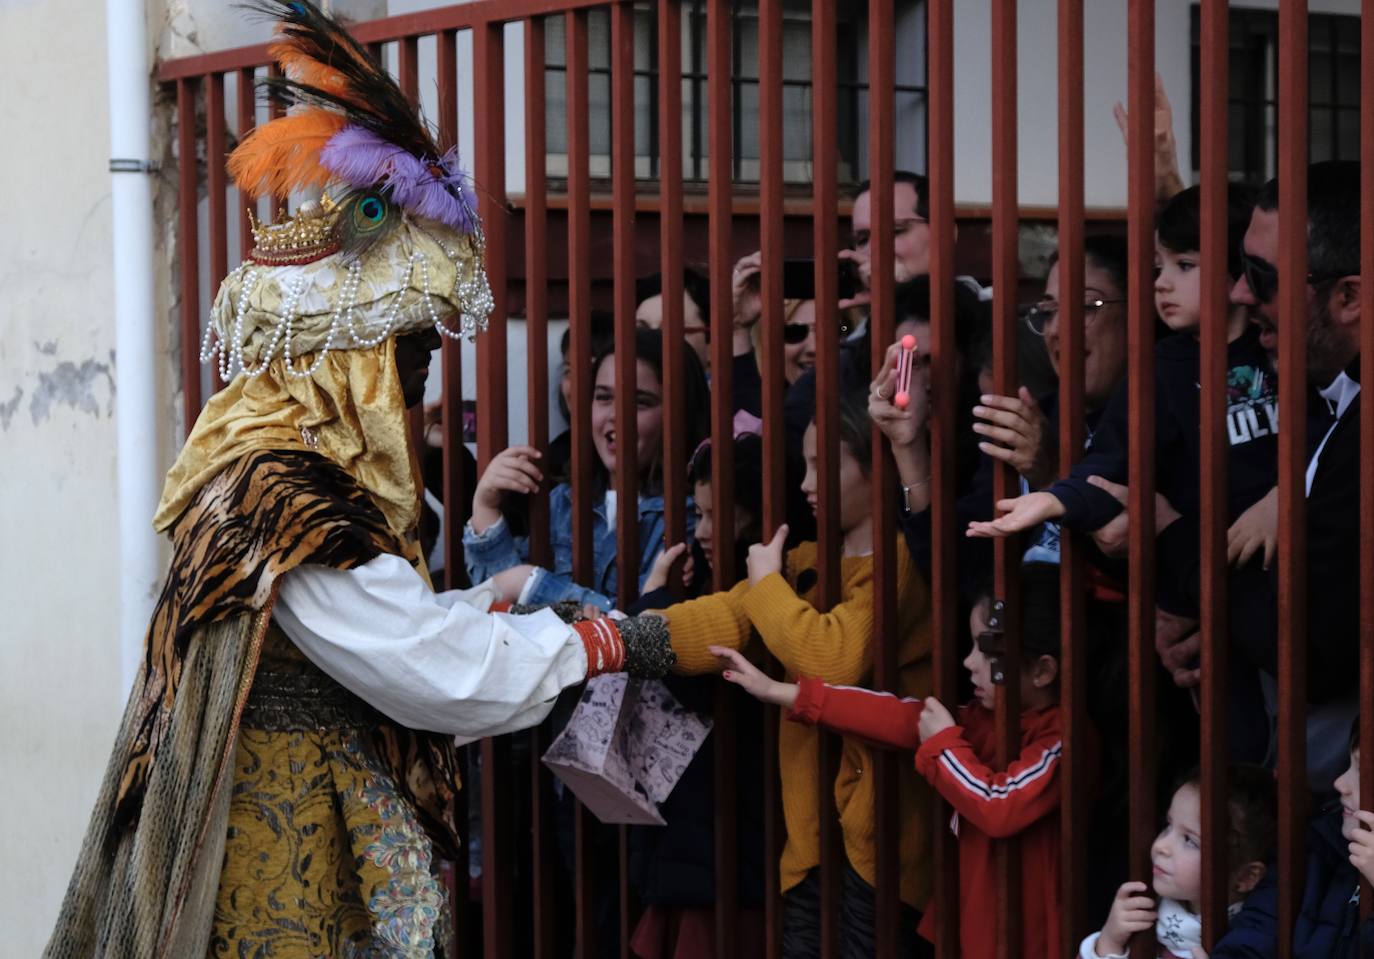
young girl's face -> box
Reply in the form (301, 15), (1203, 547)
(964, 602), (998, 710)
(1153, 239), (1202, 333)
(591, 357), (665, 476)
(799, 424), (869, 535)
(692, 479), (758, 573)
(1151, 782), (1203, 904)
(1335, 748), (1362, 841)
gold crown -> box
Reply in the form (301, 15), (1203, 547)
(248, 195), (340, 265)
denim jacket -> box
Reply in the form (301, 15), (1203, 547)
(463, 482), (693, 610)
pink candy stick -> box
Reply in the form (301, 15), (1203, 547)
(894, 334), (918, 409)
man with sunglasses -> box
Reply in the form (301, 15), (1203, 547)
(1162, 161), (1363, 788)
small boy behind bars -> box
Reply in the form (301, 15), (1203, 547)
(713, 561), (1071, 959)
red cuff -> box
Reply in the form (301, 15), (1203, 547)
(572, 619), (626, 678)
(914, 724), (965, 769)
(787, 676), (827, 726)
(490, 600), (513, 613)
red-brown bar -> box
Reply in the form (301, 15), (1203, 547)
(809, 2), (843, 956)
(707, 0), (736, 591)
(865, 1), (902, 955)
(925, 2), (960, 956)
(207, 71), (229, 395)
(565, 11), (598, 956)
(610, 7), (640, 952)
(1125, 3), (1158, 958)
(1055, 0), (1088, 950)
(657, 0), (687, 603)
(473, 20), (512, 959)
(1276, 1), (1310, 952)
(1360, 0), (1374, 926)
(236, 68), (256, 263)
(756, 1), (786, 954)
(1197, 0), (1231, 947)
(398, 35), (418, 106)
(177, 76), (202, 433)
(989, 0), (1023, 954)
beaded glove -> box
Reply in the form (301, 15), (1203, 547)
(616, 614), (676, 679)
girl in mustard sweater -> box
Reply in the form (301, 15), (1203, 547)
(643, 381), (934, 958)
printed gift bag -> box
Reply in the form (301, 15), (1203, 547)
(542, 674), (712, 825)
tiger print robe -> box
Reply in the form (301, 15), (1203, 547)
(44, 449), (463, 958)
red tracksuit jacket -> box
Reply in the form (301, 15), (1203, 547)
(789, 679), (1065, 959)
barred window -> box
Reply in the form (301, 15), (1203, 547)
(541, 0), (928, 188)
(1189, 6), (1361, 184)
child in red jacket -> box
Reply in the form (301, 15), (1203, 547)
(713, 561), (1071, 959)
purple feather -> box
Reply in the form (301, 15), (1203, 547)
(320, 125), (477, 234)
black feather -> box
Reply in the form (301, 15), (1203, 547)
(241, 0), (443, 163)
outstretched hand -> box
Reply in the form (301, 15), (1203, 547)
(966, 490), (1066, 539)
(471, 446), (543, 532)
(869, 339), (931, 449)
(1227, 486), (1278, 570)
(1113, 71), (1186, 202)
(747, 525), (788, 586)
(918, 696), (955, 742)
(711, 645), (799, 708)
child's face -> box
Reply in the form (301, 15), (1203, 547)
(1150, 783), (1203, 904)
(1336, 748), (1361, 841)
(800, 424), (870, 535)
(1153, 240), (1201, 333)
(964, 602), (998, 709)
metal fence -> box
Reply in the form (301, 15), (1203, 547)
(156, 1), (1374, 957)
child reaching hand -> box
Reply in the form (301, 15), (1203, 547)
(714, 562), (1070, 959)
(1083, 765), (1276, 959)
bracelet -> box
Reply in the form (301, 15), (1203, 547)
(901, 477), (931, 514)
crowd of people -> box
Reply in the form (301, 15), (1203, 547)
(451, 147), (1369, 959)
(43, 4), (1370, 955)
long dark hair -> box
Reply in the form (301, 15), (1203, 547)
(589, 327), (710, 496)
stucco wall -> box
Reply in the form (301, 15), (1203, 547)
(0, 0), (123, 952)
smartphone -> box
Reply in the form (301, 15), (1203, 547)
(781, 258), (861, 302)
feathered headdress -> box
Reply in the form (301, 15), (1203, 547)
(203, 0), (491, 382)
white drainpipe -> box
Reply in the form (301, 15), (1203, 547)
(106, 0), (161, 693)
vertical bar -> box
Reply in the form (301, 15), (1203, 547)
(865, 1), (902, 955)
(473, 18), (511, 959)
(612, 0), (640, 610)
(236, 67), (256, 262)
(810, 2), (842, 956)
(1055, 0), (1088, 951)
(989, 0), (1023, 952)
(398, 34), (419, 105)
(659, 1), (687, 597)
(206, 72), (229, 394)
(756, 2), (786, 954)
(926, 2), (960, 957)
(1197, 0), (1231, 947)
(1125, 3), (1158, 958)
(705, 6), (742, 953)
(523, 20), (552, 568)
(565, 13), (598, 958)
(177, 76), (202, 434)
(1360, 0), (1374, 927)
(1275, 1), (1310, 953)
(438, 27), (469, 591)
(707, 0), (736, 590)
(609, 7), (639, 955)
(433, 25), (472, 952)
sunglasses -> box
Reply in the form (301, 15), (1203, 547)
(1240, 251), (1351, 304)
(976, 599), (1008, 685)
(783, 322), (815, 345)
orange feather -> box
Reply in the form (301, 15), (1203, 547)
(226, 110), (348, 198)
(269, 40), (361, 104)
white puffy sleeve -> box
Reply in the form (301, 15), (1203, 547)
(273, 552), (589, 741)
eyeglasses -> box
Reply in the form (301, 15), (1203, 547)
(783, 322), (815, 345)
(850, 216), (928, 250)
(1022, 297), (1125, 336)
(1239, 251), (1351, 305)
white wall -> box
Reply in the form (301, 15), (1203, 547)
(0, 1), (121, 953)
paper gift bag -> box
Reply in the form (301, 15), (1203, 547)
(542, 674), (712, 825)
